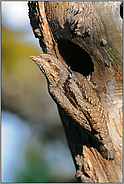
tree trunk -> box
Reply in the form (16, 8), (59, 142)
(28, 1), (123, 183)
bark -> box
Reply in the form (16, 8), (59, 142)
(28, 1), (123, 183)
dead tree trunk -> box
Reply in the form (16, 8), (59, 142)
(28, 1), (123, 183)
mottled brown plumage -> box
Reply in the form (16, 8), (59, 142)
(30, 54), (114, 159)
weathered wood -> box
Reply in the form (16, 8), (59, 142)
(28, 1), (123, 183)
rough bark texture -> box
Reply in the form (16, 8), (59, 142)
(28, 1), (123, 183)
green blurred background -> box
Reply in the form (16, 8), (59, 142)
(1, 1), (76, 182)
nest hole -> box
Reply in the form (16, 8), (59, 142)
(57, 39), (94, 77)
(120, 2), (123, 19)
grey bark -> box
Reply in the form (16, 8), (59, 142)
(28, 1), (123, 183)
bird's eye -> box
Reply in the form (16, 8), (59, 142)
(48, 60), (51, 62)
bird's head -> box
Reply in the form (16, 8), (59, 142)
(29, 54), (67, 88)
